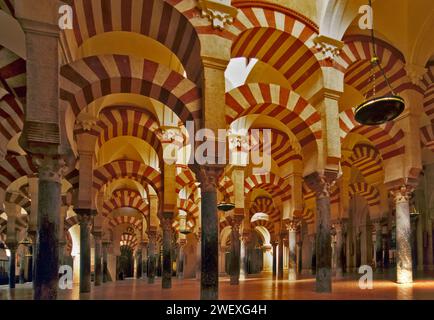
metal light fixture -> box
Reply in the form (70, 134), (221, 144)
(354, 0), (405, 125)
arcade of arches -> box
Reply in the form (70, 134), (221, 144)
(1, 0), (434, 300)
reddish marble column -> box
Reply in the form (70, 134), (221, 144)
(161, 212), (173, 289)
(391, 186), (414, 284)
(334, 220), (344, 278)
(229, 217), (242, 285)
(147, 230), (157, 284)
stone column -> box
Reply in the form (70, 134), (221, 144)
(240, 231), (250, 280)
(310, 234), (316, 275)
(161, 212), (173, 289)
(93, 232), (102, 286)
(229, 216), (242, 285)
(334, 220), (344, 278)
(391, 185), (414, 284)
(147, 230), (157, 284)
(19, 250), (26, 284)
(177, 239), (186, 279)
(76, 210), (93, 292)
(272, 241), (277, 278)
(416, 215), (423, 271)
(33, 157), (64, 300)
(136, 247), (143, 279)
(305, 174), (334, 293)
(195, 166), (224, 300)
(373, 220), (383, 273)
(7, 242), (17, 288)
(102, 241), (109, 283)
(195, 232), (201, 280)
(141, 241), (148, 279)
(287, 221), (297, 281)
(382, 230), (390, 269)
(277, 233), (284, 279)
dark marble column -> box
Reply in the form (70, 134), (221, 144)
(19, 250), (26, 284)
(147, 230), (157, 284)
(93, 232), (102, 286)
(305, 173), (334, 293)
(141, 241), (148, 279)
(272, 242), (277, 278)
(33, 157), (63, 300)
(310, 234), (317, 275)
(334, 220), (344, 278)
(240, 232), (250, 279)
(229, 217), (242, 285)
(287, 221), (297, 281)
(76, 210), (93, 293)
(177, 239), (186, 279)
(277, 233), (284, 280)
(195, 232), (201, 280)
(102, 241), (109, 283)
(7, 242), (17, 288)
(373, 220), (383, 273)
(136, 248), (143, 279)
(195, 165), (224, 300)
(161, 212), (173, 289)
(392, 186), (414, 284)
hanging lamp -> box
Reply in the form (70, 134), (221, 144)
(217, 174), (235, 212)
(354, 0), (405, 125)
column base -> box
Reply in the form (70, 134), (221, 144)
(316, 268), (332, 293)
(288, 270), (297, 281)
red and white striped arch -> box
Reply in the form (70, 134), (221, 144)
(337, 36), (415, 96)
(74, 106), (163, 156)
(0, 155), (36, 191)
(339, 109), (405, 160)
(421, 124), (434, 152)
(226, 5), (322, 90)
(349, 182), (381, 208)
(226, 83), (321, 149)
(108, 216), (143, 231)
(244, 172), (291, 205)
(343, 144), (383, 180)
(421, 65), (434, 121)
(120, 233), (138, 250)
(60, 55), (201, 126)
(102, 189), (148, 217)
(217, 175), (235, 204)
(249, 196), (280, 224)
(0, 92), (23, 154)
(65, 0), (203, 85)
(0, 46), (26, 101)
(178, 198), (199, 218)
(0, 0), (14, 16)
(175, 165), (196, 193)
(4, 191), (30, 213)
(250, 128), (302, 168)
(251, 219), (275, 236)
(93, 160), (162, 194)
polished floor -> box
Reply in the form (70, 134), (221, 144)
(2, 271), (434, 300)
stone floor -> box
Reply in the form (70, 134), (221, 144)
(1, 271), (434, 300)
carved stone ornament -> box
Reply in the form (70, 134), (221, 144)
(197, 0), (238, 30)
(390, 185), (414, 204)
(313, 35), (344, 61)
(192, 165), (225, 193)
(32, 155), (68, 183)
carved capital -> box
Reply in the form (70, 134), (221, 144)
(390, 185), (414, 204)
(192, 165), (225, 193)
(197, 0), (238, 30)
(313, 35), (344, 61)
(286, 220), (298, 232)
(33, 155), (68, 183)
(304, 172), (337, 199)
(405, 63), (427, 85)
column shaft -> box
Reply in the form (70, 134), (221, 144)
(277, 235), (284, 279)
(229, 222), (241, 285)
(102, 243), (109, 283)
(287, 225), (297, 281)
(393, 187), (413, 284)
(335, 222), (344, 278)
(8, 247), (16, 288)
(77, 211), (92, 292)
(94, 235), (102, 286)
(272, 243), (277, 278)
(34, 161), (62, 300)
(316, 194), (332, 292)
(147, 232), (156, 284)
(162, 213), (173, 289)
